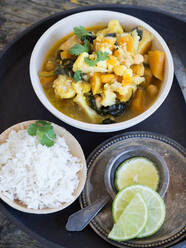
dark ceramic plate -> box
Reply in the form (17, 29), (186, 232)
(0, 4), (185, 248)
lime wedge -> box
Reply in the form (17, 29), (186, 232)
(112, 185), (166, 238)
(115, 157), (159, 191)
(108, 193), (148, 241)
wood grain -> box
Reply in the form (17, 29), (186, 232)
(0, 0), (185, 247)
(0, 0), (186, 51)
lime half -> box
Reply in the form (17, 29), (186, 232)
(115, 157), (160, 191)
(108, 193), (148, 241)
(112, 185), (166, 238)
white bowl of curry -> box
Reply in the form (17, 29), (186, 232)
(30, 10), (174, 132)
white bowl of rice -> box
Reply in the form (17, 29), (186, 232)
(0, 120), (87, 214)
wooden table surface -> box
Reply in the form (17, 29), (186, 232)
(0, 0), (185, 247)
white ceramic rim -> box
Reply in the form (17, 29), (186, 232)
(30, 10), (174, 133)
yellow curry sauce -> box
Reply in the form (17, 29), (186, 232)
(39, 21), (164, 124)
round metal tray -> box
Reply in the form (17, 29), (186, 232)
(80, 131), (186, 248)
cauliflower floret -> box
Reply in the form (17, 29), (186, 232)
(113, 65), (127, 76)
(101, 84), (116, 106)
(131, 29), (140, 53)
(97, 20), (123, 36)
(114, 47), (134, 68)
(133, 54), (144, 64)
(73, 94), (102, 123)
(72, 81), (91, 95)
(111, 81), (136, 103)
(72, 81), (102, 123)
(131, 64), (144, 76)
(108, 20), (124, 34)
(93, 36), (116, 54)
(132, 76), (145, 85)
(117, 85), (136, 102)
(73, 52), (108, 74)
(53, 75), (76, 99)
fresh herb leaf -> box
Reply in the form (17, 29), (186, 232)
(27, 124), (37, 136)
(74, 26), (92, 39)
(69, 39), (91, 56)
(69, 44), (88, 55)
(84, 51), (110, 66)
(55, 59), (75, 77)
(74, 70), (82, 82)
(81, 33), (96, 43)
(84, 57), (98, 66)
(97, 50), (110, 61)
(83, 39), (91, 52)
(74, 26), (96, 44)
(27, 121), (56, 147)
(40, 128), (56, 147)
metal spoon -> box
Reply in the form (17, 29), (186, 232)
(65, 151), (118, 232)
(66, 145), (169, 231)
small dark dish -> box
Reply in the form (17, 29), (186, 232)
(105, 145), (169, 199)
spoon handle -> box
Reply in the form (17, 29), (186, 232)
(66, 194), (110, 231)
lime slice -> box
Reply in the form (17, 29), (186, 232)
(108, 193), (148, 241)
(115, 157), (159, 191)
(112, 185), (166, 238)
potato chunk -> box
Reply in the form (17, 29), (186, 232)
(59, 35), (81, 50)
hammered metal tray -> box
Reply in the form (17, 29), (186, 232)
(80, 132), (186, 248)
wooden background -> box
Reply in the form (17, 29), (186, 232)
(0, 0), (185, 247)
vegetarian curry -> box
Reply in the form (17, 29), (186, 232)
(39, 20), (165, 124)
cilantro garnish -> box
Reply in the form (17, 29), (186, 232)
(84, 51), (110, 66)
(27, 121), (56, 147)
(74, 70), (82, 82)
(69, 39), (91, 56)
(97, 50), (110, 61)
(73, 26), (92, 40)
(84, 57), (97, 66)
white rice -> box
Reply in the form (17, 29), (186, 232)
(0, 129), (82, 210)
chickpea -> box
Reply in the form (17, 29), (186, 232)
(45, 60), (55, 71)
(147, 84), (158, 97)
